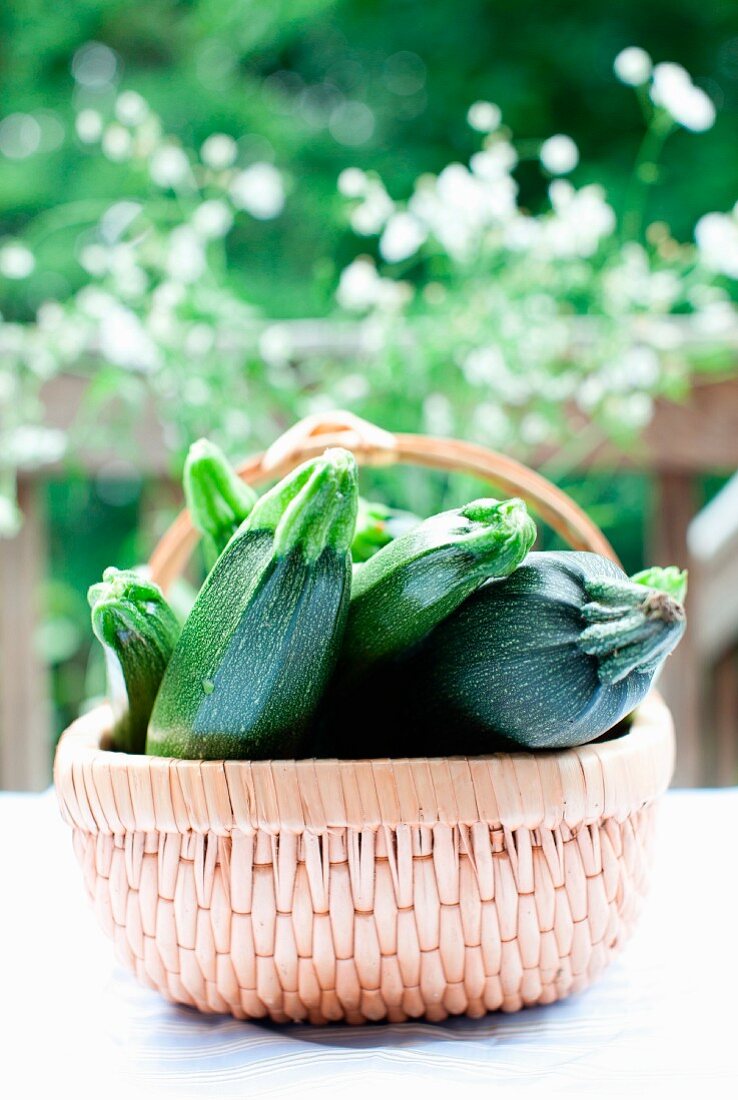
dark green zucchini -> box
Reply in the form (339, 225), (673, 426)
(351, 498), (420, 562)
(380, 551), (685, 753)
(146, 447), (358, 761)
(88, 568), (180, 754)
(183, 438), (257, 569)
(341, 497), (536, 675)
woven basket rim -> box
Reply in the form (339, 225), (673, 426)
(54, 692), (674, 835)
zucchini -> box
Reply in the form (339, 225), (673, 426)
(631, 565), (688, 604)
(183, 438), (257, 568)
(88, 568), (180, 754)
(383, 551), (685, 753)
(146, 447), (358, 761)
(351, 498), (420, 562)
(341, 498), (536, 675)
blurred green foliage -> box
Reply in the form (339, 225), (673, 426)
(2, 0), (737, 317)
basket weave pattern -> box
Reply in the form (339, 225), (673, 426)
(54, 412), (676, 1023)
(55, 695), (671, 1024)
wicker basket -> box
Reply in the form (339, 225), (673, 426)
(54, 411), (676, 1025)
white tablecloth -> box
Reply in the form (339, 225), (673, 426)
(2, 788), (737, 1099)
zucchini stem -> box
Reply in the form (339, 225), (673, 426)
(631, 565), (688, 604)
(183, 439), (257, 565)
(245, 448), (359, 561)
(580, 582), (685, 685)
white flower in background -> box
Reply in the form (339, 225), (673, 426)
(672, 87), (715, 132)
(182, 376), (212, 406)
(151, 281), (185, 313)
(604, 244), (681, 311)
(650, 63), (690, 101)
(605, 393), (654, 429)
(36, 301), (64, 330)
(621, 346), (660, 388)
(408, 160), (518, 259)
(192, 199), (233, 238)
(76, 285), (116, 318)
(334, 373), (370, 402)
(259, 324), (295, 366)
(461, 345), (530, 403)
(650, 63), (715, 131)
(100, 200), (142, 244)
(0, 494), (22, 538)
(449, 160), (517, 224)
(520, 412), (550, 446)
(467, 101), (502, 133)
(613, 47), (652, 86)
(336, 257), (409, 311)
(349, 178), (394, 235)
(600, 347), (660, 392)
(436, 164), (479, 208)
(75, 108), (103, 143)
(147, 296), (179, 342)
(502, 213), (541, 251)
(577, 374), (605, 411)
(132, 115), (162, 158)
(5, 426), (66, 465)
(229, 163), (285, 218)
(0, 242), (35, 279)
(540, 134), (579, 175)
(461, 346), (507, 386)
(601, 242), (651, 308)
(108, 246), (147, 297)
(336, 258), (382, 310)
(695, 211), (738, 278)
(223, 409), (252, 438)
(337, 167), (367, 198)
(101, 123), (132, 161)
(31, 302), (86, 360)
(150, 144), (191, 188)
(79, 243), (109, 276)
(379, 212), (426, 262)
(166, 226), (206, 283)
(200, 133), (238, 170)
(184, 323), (215, 357)
(646, 270), (681, 310)
(470, 141), (517, 179)
(115, 91), (148, 126)
(0, 369), (16, 402)
(0, 323), (25, 353)
(98, 303), (160, 371)
(544, 181), (615, 257)
(692, 299), (738, 336)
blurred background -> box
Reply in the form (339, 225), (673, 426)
(1, 0), (737, 790)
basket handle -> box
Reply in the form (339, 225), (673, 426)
(149, 410), (619, 591)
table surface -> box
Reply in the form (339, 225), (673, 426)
(2, 787), (737, 1099)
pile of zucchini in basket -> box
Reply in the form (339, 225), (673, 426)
(88, 443), (687, 761)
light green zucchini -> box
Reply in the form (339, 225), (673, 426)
(340, 497), (536, 675)
(88, 568), (180, 754)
